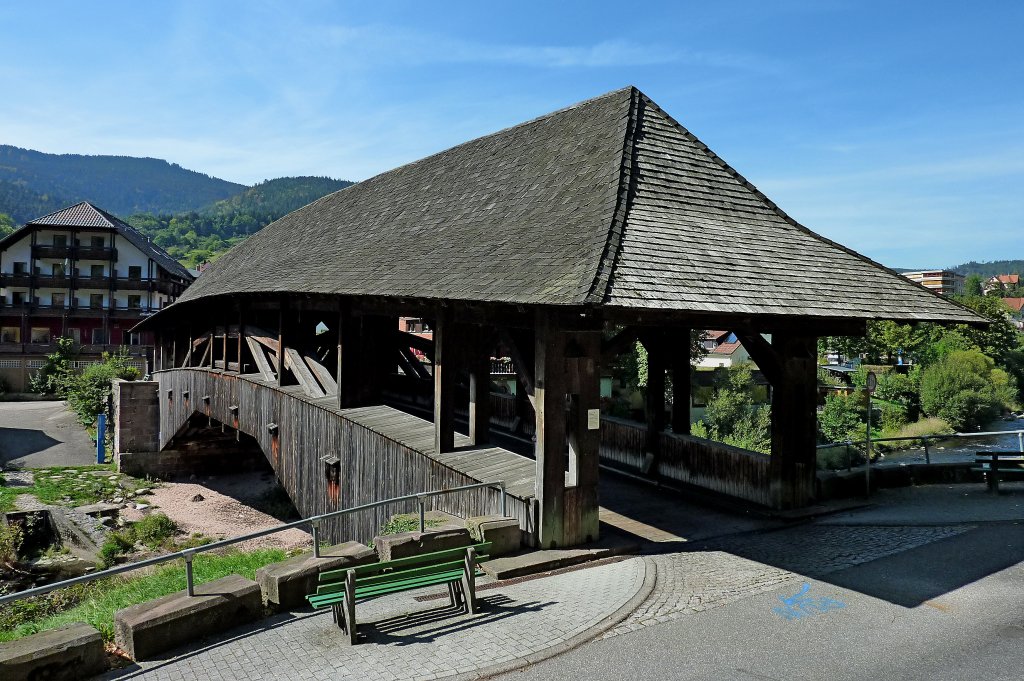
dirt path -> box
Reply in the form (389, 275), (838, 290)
(121, 472), (311, 552)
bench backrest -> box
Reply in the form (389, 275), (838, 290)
(319, 542), (491, 583)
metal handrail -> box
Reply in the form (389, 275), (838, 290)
(0, 479), (506, 605)
(816, 429), (1024, 467)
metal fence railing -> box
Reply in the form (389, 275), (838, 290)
(0, 480), (506, 605)
(816, 429), (1024, 470)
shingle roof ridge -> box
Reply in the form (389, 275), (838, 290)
(631, 92), (987, 325)
(583, 86), (640, 304)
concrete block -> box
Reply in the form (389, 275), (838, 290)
(0, 622), (106, 681)
(114, 574), (262, 661)
(466, 515), (522, 556)
(255, 542), (375, 610)
(373, 527), (472, 562)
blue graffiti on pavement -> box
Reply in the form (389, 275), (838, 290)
(772, 583), (846, 621)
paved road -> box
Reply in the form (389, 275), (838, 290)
(496, 522), (1024, 681)
(0, 400), (96, 468)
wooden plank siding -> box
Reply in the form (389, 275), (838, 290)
(598, 415), (772, 507)
(156, 368), (533, 545)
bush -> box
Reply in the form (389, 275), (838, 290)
(99, 530), (135, 568)
(693, 364), (771, 454)
(880, 402), (909, 433)
(818, 392), (863, 443)
(920, 349), (1013, 431)
(132, 513), (177, 547)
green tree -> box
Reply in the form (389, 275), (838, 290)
(964, 273), (984, 297)
(693, 363), (772, 453)
(29, 337), (77, 395)
(0, 213), (14, 239)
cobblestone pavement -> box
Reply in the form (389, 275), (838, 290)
(605, 523), (973, 637)
(101, 556), (645, 681)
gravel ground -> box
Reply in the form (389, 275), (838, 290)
(120, 472), (312, 551)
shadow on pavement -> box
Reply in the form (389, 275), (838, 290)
(823, 524), (1024, 607)
(366, 594), (552, 645)
(0, 426), (62, 463)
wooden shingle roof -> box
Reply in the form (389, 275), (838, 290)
(173, 87), (981, 324)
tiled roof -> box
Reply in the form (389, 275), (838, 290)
(1004, 297), (1024, 313)
(994, 274), (1020, 285)
(172, 87), (982, 325)
(7, 201), (193, 281)
(710, 340), (743, 356)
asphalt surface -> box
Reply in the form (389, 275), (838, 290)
(0, 400), (96, 468)
(494, 523), (1024, 681)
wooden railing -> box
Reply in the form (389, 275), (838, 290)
(599, 415), (772, 507)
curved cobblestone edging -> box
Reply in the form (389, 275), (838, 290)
(99, 556), (649, 681)
(463, 556), (655, 681)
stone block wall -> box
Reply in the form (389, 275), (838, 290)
(113, 379), (160, 454)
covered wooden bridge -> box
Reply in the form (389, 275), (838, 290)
(138, 87), (980, 548)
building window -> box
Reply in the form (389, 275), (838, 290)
(12, 261), (27, 274)
(128, 265), (142, 280)
(127, 332), (141, 346)
(51, 293), (65, 308)
(31, 327), (51, 344)
(1, 327), (19, 343)
(92, 328), (107, 344)
(90, 264), (105, 278)
(68, 328), (81, 344)
(91, 236), (105, 248)
(12, 291), (25, 305)
(53, 234), (67, 247)
(52, 263), (66, 277)
(90, 294), (104, 309)
(127, 295), (141, 309)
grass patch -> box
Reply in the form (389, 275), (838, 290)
(0, 465), (147, 513)
(0, 548), (285, 642)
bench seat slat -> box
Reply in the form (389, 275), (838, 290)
(320, 542), (491, 581)
(308, 568), (484, 608)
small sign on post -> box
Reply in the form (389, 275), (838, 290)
(96, 413), (106, 464)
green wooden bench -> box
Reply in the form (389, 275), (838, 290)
(307, 542), (490, 644)
(974, 452), (1024, 493)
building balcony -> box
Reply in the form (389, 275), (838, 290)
(30, 245), (117, 261)
(113, 277), (179, 295)
(0, 342), (151, 356)
(0, 272), (33, 287)
(33, 274), (73, 289)
(75, 276), (113, 290)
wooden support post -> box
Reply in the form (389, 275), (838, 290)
(433, 309), (456, 455)
(208, 328), (215, 369)
(564, 331), (601, 545)
(276, 307), (285, 387)
(642, 333), (666, 466)
(337, 306), (362, 408)
(769, 333), (819, 510)
(534, 309), (567, 548)
(171, 336), (177, 370)
(222, 326), (228, 371)
(468, 326), (491, 446)
(237, 305), (245, 373)
(670, 327), (691, 435)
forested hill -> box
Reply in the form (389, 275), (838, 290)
(0, 144), (244, 221)
(201, 176), (352, 219)
(951, 260), (1024, 278)
(125, 176), (352, 268)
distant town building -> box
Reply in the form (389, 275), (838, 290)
(901, 269), (964, 296)
(0, 201), (193, 390)
(984, 273), (1020, 294)
(696, 330), (752, 368)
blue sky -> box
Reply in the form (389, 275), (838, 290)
(1, 1), (1021, 268)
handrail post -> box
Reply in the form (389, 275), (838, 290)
(311, 519), (321, 558)
(183, 550), (195, 597)
(845, 442), (852, 472)
(417, 496), (427, 533)
(924, 437), (931, 465)
(1018, 431), (1023, 453)
(499, 481), (507, 517)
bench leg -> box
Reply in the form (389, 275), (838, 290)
(344, 570), (358, 645)
(447, 582), (462, 609)
(986, 470), (999, 493)
(462, 548), (477, 615)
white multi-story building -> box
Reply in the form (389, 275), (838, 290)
(0, 201), (193, 389)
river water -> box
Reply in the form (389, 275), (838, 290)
(875, 415), (1024, 467)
